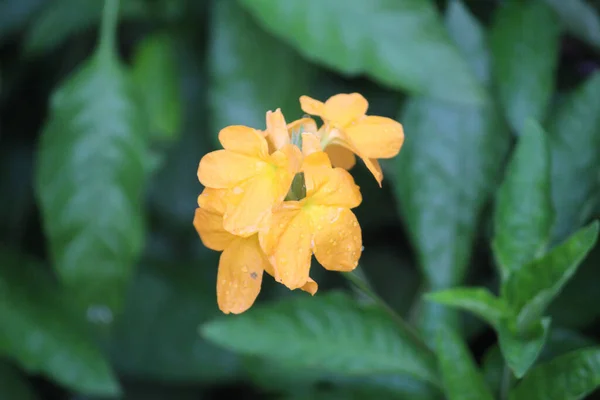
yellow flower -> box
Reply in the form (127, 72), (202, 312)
(299, 93), (404, 186)
(194, 188), (317, 314)
(197, 124), (301, 237)
(259, 151), (363, 290)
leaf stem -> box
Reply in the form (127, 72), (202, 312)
(98, 0), (120, 60)
(500, 363), (513, 400)
(344, 267), (434, 355)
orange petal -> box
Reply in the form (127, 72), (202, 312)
(288, 117), (318, 135)
(301, 132), (322, 156)
(193, 208), (235, 251)
(197, 188), (228, 215)
(266, 109), (290, 150)
(301, 277), (318, 295)
(259, 205), (312, 290)
(218, 125), (269, 158)
(299, 95), (325, 118)
(197, 150), (265, 189)
(324, 93), (368, 127)
(325, 145), (356, 170)
(311, 207), (362, 272)
(217, 236), (267, 314)
(345, 116), (404, 159)
(222, 173), (279, 237)
(262, 257), (318, 295)
(304, 167), (362, 209)
(271, 144), (303, 178)
(362, 157), (383, 187)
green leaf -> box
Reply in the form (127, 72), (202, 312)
(23, 0), (146, 56)
(510, 347), (600, 400)
(35, 23), (149, 312)
(493, 120), (554, 280)
(238, 0), (484, 104)
(540, 328), (596, 363)
(482, 345), (504, 398)
(131, 32), (182, 143)
(393, 1), (510, 338)
(0, 249), (120, 395)
(490, 0), (560, 133)
(504, 222), (599, 330)
(208, 0), (314, 146)
(548, 72), (600, 242)
(109, 259), (241, 382)
(202, 291), (439, 385)
(0, 362), (39, 400)
(543, 0), (600, 51)
(426, 287), (512, 329)
(436, 327), (495, 400)
(395, 98), (508, 288)
(498, 318), (551, 378)
(445, 0), (490, 84)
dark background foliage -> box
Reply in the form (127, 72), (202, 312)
(1, 0), (600, 399)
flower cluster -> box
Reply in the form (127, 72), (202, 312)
(194, 93), (404, 314)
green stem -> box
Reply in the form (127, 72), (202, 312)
(344, 267), (433, 356)
(500, 363), (512, 400)
(98, 0), (120, 60)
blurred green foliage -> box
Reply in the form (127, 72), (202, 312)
(1, 0), (600, 399)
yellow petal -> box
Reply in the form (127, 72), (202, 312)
(310, 207), (361, 272)
(299, 95), (325, 117)
(362, 157), (383, 187)
(197, 150), (265, 189)
(324, 93), (368, 127)
(271, 144), (303, 178)
(288, 117), (318, 135)
(262, 256), (318, 295)
(304, 166), (362, 209)
(266, 109), (290, 150)
(222, 173), (279, 237)
(217, 236), (267, 314)
(197, 188), (228, 215)
(193, 208), (235, 251)
(301, 132), (322, 156)
(218, 125), (269, 157)
(345, 116), (404, 159)
(325, 144), (356, 170)
(301, 277), (318, 295)
(259, 205), (312, 290)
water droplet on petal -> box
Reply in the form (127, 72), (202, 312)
(361, 246), (365, 252)
(241, 265), (249, 273)
(232, 186), (244, 195)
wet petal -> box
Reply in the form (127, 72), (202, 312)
(325, 144), (356, 170)
(324, 93), (368, 127)
(345, 116), (404, 159)
(288, 117), (318, 135)
(193, 208), (235, 251)
(217, 236), (267, 314)
(305, 166), (362, 209)
(301, 277), (318, 295)
(310, 207), (361, 272)
(197, 150), (265, 189)
(223, 173), (279, 237)
(218, 125), (269, 157)
(362, 157), (383, 187)
(262, 256), (318, 295)
(197, 188), (228, 215)
(301, 132), (322, 156)
(299, 95), (325, 117)
(271, 144), (303, 179)
(266, 109), (290, 150)
(259, 206), (312, 290)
